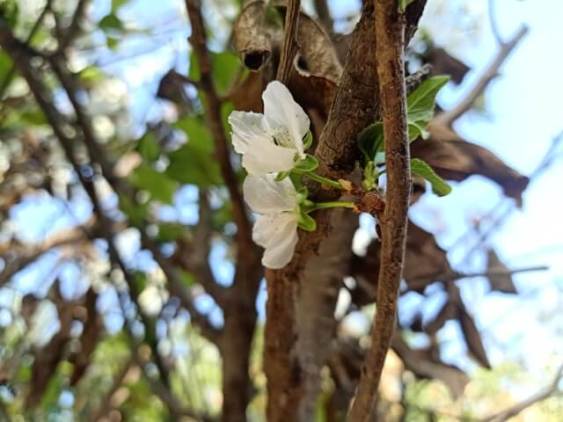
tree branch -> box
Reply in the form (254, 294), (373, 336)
(407, 265), (549, 291)
(434, 25), (528, 128)
(57, 0), (90, 52)
(481, 365), (563, 422)
(276, 0), (300, 84)
(184, 0), (253, 251)
(347, 1), (410, 420)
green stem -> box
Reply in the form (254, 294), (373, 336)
(305, 172), (343, 189)
(310, 201), (355, 211)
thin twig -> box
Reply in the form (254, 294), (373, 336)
(407, 265), (549, 291)
(488, 0), (504, 46)
(450, 130), (563, 263)
(347, 1), (411, 420)
(434, 25), (528, 128)
(481, 365), (563, 422)
(277, 0), (301, 84)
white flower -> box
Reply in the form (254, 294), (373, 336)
(243, 174), (300, 269)
(228, 81), (310, 175)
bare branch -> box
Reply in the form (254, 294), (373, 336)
(434, 25), (528, 128)
(482, 365), (563, 422)
(184, 0), (253, 251)
(277, 0), (301, 84)
(57, 0), (90, 52)
(0, 220), (95, 286)
(407, 265), (549, 291)
(347, 1), (410, 420)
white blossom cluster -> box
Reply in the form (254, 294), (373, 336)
(228, 82), (311, 269)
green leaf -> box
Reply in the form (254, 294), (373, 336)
(118, 195), (148, 226)
(298, 212), (317, 232)
(275, 171), (290, 181)
(188, 51), (200, 81)
(99, 14), (124, 32)
(407, 121), (430, 142)
(129, 163), (178, 203)
(362, 160), (378, 191)
(407, 75), (449, 127)
(157, 222), (185, 242)
(212, 52), (241, 96)
(136, 132), (160, 162)
(357, 122), (384, 161)
(0, 0), (19, 28)
(294, 155), (319, 173)
(303, 131), (313, 149)
(111, 0), (129, 12)
(166, 117), (222, 187)
(0, 51), (12, 82)
(410, 158), (452, 197)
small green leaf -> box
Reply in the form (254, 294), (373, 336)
(298, 212), (317, 232)
(362, 160), (378, 191)
(294, 155), (319, 173)
(407, 121), (430, 142)
(137, 132), (160, 162)
(303, 131), (313, 149)
(407, 75), (449, 125)
(410, 158), (452, 197)
(212, 52), (241, 96)
(357, 122), (384, 161)
(275, 171), (290, 181)
(111, 0), (129, 12)
(99, 14), (124, 32)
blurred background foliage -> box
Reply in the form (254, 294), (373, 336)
(0, 0), (561, 420)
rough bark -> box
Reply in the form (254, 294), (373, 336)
(347, 0), (410, 419)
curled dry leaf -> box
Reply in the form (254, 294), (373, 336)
(459, 299), (492, 369)
(425, 47), (471, 85)
(486, 249), (518, 294)
(349, 221), (455, 301)
(232, 1), (273, 71)
(404, 222), (456, 292)
(231, 1), (342, 119)
(412, 137), (529, 204)
(392, 335), (469, 398)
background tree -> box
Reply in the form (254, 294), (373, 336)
(0, 0), (561, 421)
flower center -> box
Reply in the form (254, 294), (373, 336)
(271, 128), (294, 149)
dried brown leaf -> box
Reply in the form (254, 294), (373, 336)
(411, 138), (529, 204)
(425, 47), (470, 85)
(486, 249), (518, 294)
(458, 302), (492, 369)
(392, 336), (469, 398)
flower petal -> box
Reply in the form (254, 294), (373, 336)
(243, 174), (297, 214)
(253, 213), (299, 269)
(228, 111), (270, 154)
(240, 142), (297, 175)
(262, 81), (309, 157)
